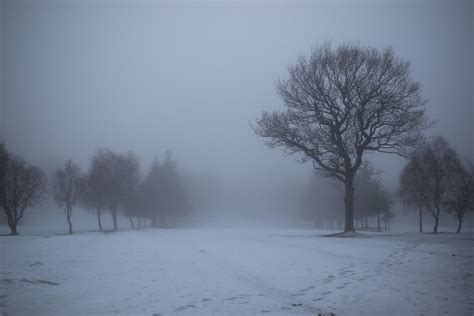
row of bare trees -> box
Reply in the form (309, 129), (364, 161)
(399, 136), (473, 234)
(0, 144), (191, 235)
(52, 149), (191, 234)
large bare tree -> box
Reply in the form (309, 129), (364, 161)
(254, 43), (429, 232)
(0, 154), (47, 235)
(52, 159), (84, 234)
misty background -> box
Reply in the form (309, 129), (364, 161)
(0, 0), (472, 227)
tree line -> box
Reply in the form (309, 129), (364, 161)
(0, 144), (190, 235)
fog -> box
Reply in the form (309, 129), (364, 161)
(1, 0), (473, 224)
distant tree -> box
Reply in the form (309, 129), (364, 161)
(354, 163), (393, 231)
(444, 161), (474, 234)
(382, 208), (395, 231)
(401, 137), (462, 233)
(254, 43), (429, 232)
(372, 187), (393, 232)
(0, 144), (8, 225)
(80, 173), (104, 231)
(302, 172), (344, 229)
(0, 154), (47, 235)
(399, 149), (426, 232)
(52, 160), (84, 235)
(123, 184), (149, 229)
(142, 152), (191, 228)
(91, 149), (140, 231)
(354, 163), (378, 230)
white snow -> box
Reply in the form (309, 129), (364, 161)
(1, 228), (473, 315)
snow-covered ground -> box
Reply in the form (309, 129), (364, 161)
(1, 227), (473, 315)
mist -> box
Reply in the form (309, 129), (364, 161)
(0, 1), (473, 315)
(2, 1), (473, 222)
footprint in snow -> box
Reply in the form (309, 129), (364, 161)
(174, 304), (196, 312)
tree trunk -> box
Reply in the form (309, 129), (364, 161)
(97, 208), (103, 231)
(67, 215), (73, 234)
(377, 213), (381, 232)
(365, 216), (368, 230)
(456, 215), (463, 234)
(129, 216), (135, 229)
(112, 208), (118, 231)
(344, 179), (355, 232)
(138, 217), (141, 229)
(9, 222), (18, 235)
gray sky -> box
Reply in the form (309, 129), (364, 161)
(0, 0), (473, 215)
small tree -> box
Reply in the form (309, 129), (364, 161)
(254, 43), (429, 232)
(0, 154), (47, 235)
(401, 137), (462, 233)
(52, 160), (84, 234)
(444, 162), (473, 234)
(82, 150), (114, 231)
(90, 149), (140, 231)
(142, 152), (191, 228)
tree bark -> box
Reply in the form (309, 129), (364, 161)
(344, 179), (355, 232)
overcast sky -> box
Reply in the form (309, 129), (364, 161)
(0, 0), (472, 215)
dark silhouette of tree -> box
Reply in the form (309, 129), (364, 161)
(91, 149), (140, 231)
(0, 153), (47, 235)
(401, 137), (462, 233)
(382, 208), (395, 231)
(142, 152), (191, 228)
(254, 43), (429, 232)
(444, 161), (473, 234)
(0, 144), (8, 226)
(52, 160), (84, 235)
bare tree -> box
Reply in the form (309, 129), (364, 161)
(254, 43), (429, 232)
(52, 160), (84, 235)
(91, 149), (140, 231)
(81, 158), (109, 231)
(402, 137), (462, 233)
(0, 154), (47, 235)
(444, 161), (473, 234)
